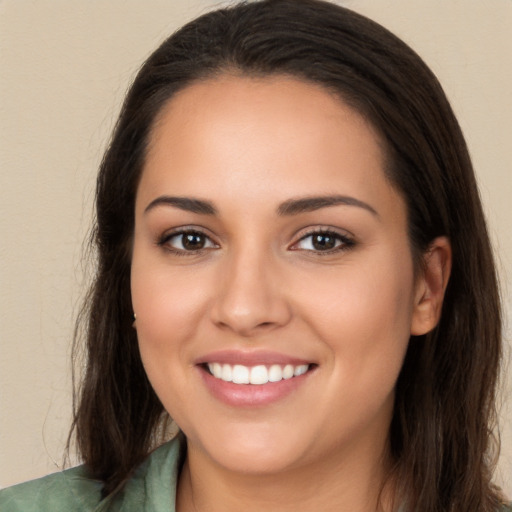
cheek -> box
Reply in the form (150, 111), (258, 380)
(131, 267), (208, 423)
(130, 248), (210, 390)
(296, 252), (415, 382)
(132, 256), (208, 339)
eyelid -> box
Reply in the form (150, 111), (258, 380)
(289, 226), (356, 253)
(155, 224), (355, 255)
(157, 226), (219, 254)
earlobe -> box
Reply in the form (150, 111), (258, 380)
(410, 236), (452, 336)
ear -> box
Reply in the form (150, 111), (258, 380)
(410, 236), (452, 336)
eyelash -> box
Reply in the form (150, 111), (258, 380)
(157, 228), (217, 257)
(157, 227), (355, 256)
(291, 228), (356, 255)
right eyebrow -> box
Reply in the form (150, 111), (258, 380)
(277, 194), (379, 217)
(144, 196), (217, 215)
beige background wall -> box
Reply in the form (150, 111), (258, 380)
(1, 0), (511, 494)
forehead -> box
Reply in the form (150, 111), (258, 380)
(139, 74), (401, 220)
(148, 73), (384, 158)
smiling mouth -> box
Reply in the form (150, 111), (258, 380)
(204, 363), (313, 385)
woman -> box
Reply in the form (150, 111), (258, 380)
(0, 0), (507, 510)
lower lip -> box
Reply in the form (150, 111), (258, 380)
(198, 367), (312, 407)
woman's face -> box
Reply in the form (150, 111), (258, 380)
(131, 75), (436, 476)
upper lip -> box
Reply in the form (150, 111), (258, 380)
(195, 350), (314, 367)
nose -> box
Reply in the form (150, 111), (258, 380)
(210, 248), (292, 338)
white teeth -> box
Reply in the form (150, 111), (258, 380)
(294, 364), (308, 376)
(211, 363), (222, 379)
(232, 364), (250, 384)
(282, 364), (294, 380)
(249, 365), (268, 385)
(221, 364), (233, 382)
(207, 362), (310, 385)
(268, 364), (283, 382)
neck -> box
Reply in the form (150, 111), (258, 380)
(176, 435), (395, 512)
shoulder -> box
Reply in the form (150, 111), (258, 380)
(100, 435), (183, 511)
(0, 465), (102, 512)
(0, 436), (184, 512)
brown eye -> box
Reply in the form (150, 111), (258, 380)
(311, 233), (337, 250)
(292, 230), (355, 253)
(182, 232), (206, 250)
(160, 230), (217, 253)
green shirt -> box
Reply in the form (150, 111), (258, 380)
(0, 437), (182, 511)
(1, 436), (510, 511)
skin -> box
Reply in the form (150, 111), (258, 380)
(130, 75), (451, 512)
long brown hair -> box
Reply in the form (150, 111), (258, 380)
(69, 1), (503, 509)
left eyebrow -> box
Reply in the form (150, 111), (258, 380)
(277, 195), (379, 217)
(144, 196), (217, 215)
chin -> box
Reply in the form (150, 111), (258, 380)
(186, 421), (312, 475)
(209, 443), (302, 475)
